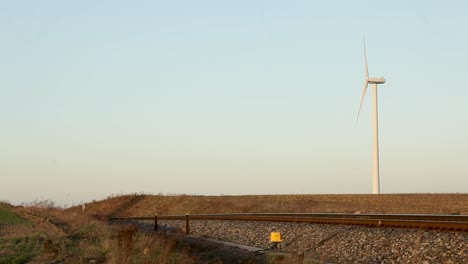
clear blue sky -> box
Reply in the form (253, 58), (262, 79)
(1, 1), (467, 205)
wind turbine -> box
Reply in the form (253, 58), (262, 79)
(356, 37), (386, 195)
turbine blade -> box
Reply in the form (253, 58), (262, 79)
(363, 36), (369, 79)
(356, 81), (369, 124)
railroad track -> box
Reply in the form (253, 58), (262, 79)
(110, 213), (468, 232)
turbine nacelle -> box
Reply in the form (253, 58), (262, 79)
(367, 77), (386, 84)
(357, 37), (386, 123)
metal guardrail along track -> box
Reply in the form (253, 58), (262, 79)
(109, 213), (468, 232)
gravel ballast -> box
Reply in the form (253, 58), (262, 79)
(146, 219), (467, 263)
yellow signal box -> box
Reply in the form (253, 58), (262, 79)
(270, 231), (282, 249)
(270, 232), (282, 243)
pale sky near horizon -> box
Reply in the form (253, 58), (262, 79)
(1, 1), (467, 206)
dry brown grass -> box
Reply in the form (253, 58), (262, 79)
(77, 193), (468, 217)
(2, 193), (466, 263)
(0, 201), (196, 263)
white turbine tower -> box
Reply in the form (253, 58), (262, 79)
(356, 37), (386, 194)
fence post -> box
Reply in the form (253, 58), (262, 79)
(154, 214), (158, 231)
(185, 213), (190, 234)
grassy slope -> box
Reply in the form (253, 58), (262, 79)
(0, 201), (195, 263)
(72, 193), (468, 218)
(1, 194), (466, 263)
(0, 208), (26, 226)
(0, 203), (47, 263)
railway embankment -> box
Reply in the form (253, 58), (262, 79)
(137, 219), (467, 263)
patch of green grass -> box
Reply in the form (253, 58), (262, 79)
(0, 207), (26, 225)
(0, 236), (44, 264)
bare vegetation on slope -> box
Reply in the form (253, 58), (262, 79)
(0, 201), (195, 263)
(76, 193), (468, 218)
(1, 194), (466, 263)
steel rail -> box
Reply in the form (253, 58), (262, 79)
(109, 213), (468, 232)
